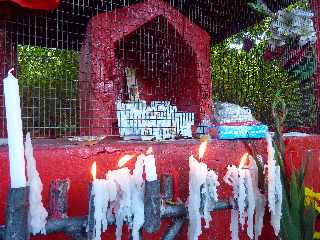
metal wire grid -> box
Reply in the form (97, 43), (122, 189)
(1, 0), (204, 138)
(0, 0), (319, 138)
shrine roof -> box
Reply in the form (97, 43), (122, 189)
(0, 0), (293, 49)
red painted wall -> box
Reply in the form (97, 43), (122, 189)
(0, 136), (319, 239)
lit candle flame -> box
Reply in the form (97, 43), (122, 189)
(146, 147), (153, 155)
(91, 161), (97, 181)
(118, 154), (135, 168)
(239, 153), (249, 169)
(199, 140), (208, 160)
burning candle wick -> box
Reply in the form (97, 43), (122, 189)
(91, 161), (97, 181)
(198, 140), (208, 160)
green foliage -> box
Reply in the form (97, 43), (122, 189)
(211, 15), (316, 130)
(17, 45), (80, 137)
(271, 95), (316, 240)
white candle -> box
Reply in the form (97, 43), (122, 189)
(238, 169), (246, 230)
(92, 178), (116, 240)
(266, 132), (282, 236)
(90, 162), (117, 240)
(250, 156), (266, 240)
(224, 165), (240, 240)
(230, 208), (239, 240)
(144, 153), (157, 182)
(107, 167), (132, 240)
(224, 158), (258, 240)
(3, 69), (26, 188)
(131, 155), (145, 240)
(188, 155), (207, 240)
(202, 169), (220, 228)
(244, 169), (255, 239)
(25, 132), (48, 235)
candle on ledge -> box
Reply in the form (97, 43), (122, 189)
(144, 147), (157, 182)
(188, 154), (208, 240)
(107, 154), (142, 240)
(266, 132), (282, 236)
(250, 155), (266, 239)
(89, 161), (116, 240)
(3, 69), (26, 188)
(188, 140), (220, 240)
(224, 153), (258, 240)
(198, 140), (208, 161)
(25, 132), (48, 235)
(107, 165), (132, 240)
(131, 154), (145, 240)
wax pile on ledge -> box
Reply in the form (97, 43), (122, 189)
(266, 132), (282, 236)
(92, 178), (116, 240)
(25, 132), (48, 235)
(188, 155), (220, 240)
(223, 157), (264, 240)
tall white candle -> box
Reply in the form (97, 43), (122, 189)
(131, 155), (145, 240)
(188, 155), (207, 240)
(3, 69), (26, 188)
(266, 132), (282, 236)
(144, 153), (157, 182)
(244, 169), (255, 239)
(25, 132), (48, 235)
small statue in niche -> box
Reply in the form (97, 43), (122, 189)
(125, 67), (140, 101)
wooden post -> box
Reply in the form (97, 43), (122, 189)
(160, 174), (173, 201)
(48, 179), (70, 219)
(144, 180), (161, 233)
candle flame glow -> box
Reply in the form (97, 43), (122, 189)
(118, 154), (135, 168)
(239, 153), (249, 169)
(199, 140), (208, 160)
(91, 161), (97, 181)
(146, 147), (153, 155)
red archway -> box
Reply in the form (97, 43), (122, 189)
(79, 0), (212, 136)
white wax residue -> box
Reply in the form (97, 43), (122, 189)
(238, 169), (247, 230)
(131, 155), (145, 240)
(25, 132), (48, 235)
(92, 179), (116, 240)
(250, 157), (266, 240)
(203, 170), (220, 228)
(266, 132), (282, 236)
(144, 154), (157, 182)
(188, 155), (208, 240)
(244, 170), (255, 239)
(271, 166), (282, 236)
(4, 69), (26, 188)
(107, 168), (132, 240)
(230, 208), (239, 240)
(255, 192), (266, 240)
(224, 165), (240, 240)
